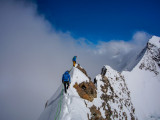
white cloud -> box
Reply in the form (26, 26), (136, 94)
(132, 31), (151, 46)
(95, 31), (151, 55)
(0, 1), (152, 120)
(95, 40), (134, 55)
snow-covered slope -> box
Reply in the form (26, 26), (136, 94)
(122, 36), (160, 120)
(38, 66), (91, 120)
(60, 66), (91, 120)
(88, 65), (136, 120)
(39, 64), (136, 120)
(38, 84), (63, 120)
(38, 36), (160, 120)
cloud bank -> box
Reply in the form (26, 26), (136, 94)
(0, 0), (151, 120)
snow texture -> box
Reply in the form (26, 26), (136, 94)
(38, 36), (160, 120)
(122, 36), (160, 120)
(39, 64), (136, 120)
(90, 65), (136, 120)
(38, 66), (90, 120)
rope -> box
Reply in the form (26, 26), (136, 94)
(53, 66), (72, 120)
(54, 87), (63, 120)
(69, 66), (73, 73)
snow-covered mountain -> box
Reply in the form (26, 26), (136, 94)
(38, 36), (160, 120)
(38, 64), (136, 120)
(92, 66), (136, 120)
(122, 36), (160, 120)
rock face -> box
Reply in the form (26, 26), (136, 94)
(122, 36), (160, 120)
(85, 65), (137, 120)
(38, 36), (159, 120)
(89, 105), (104, 120)
(139, 38), (160, 75)
(74, 81), (97, 102)
(100, 75), (135, 120)
(73, 64), (136, 120)
(74, 64), (97, 102)
(39, 64), (137, 120)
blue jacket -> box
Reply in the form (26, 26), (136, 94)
(72, 56), (77, 62)
(62, 71), (71, 82)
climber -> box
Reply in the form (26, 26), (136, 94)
(101, 66), (107, 76)
(94, 78), (97, 87)
(72, 56), (77, 67)
(62, 70), (71, 94)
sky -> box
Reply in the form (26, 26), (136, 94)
(0, 0), (158, 120)
(34, 0), (160, 43)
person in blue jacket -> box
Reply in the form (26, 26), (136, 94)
(72, 56), (77, 67)
(62, 70), (71, 93)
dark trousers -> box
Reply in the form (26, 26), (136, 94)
(63, 81), (70, 93)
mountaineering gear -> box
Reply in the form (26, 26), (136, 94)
(62, 71), (71, 93)
(54, 87), (63, 120)
(69, 66), (73, 73)
(72, 56), (77, 67)
(101, 66), (107, 76)
(62, 71), (71, 82)
(73, 61), (76, 67)
(63, 81), (70, 93)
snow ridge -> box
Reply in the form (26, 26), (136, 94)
(122, 36), (160, 120)
(39, 65), (136, 120)
(38, 36), (159, 120)
(139, 36), (160, 75)
(85, 65), (136, 120)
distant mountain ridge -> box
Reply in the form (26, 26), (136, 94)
(139, 36), (160, 75)
(122, 36), (160, 120)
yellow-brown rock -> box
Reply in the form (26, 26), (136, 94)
(74, 81), (97, 102)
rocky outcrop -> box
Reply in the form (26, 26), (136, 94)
(89, 105), (104, 120)
(100, 76), (113, 120)
(100, 75), (136, 120)
(73, 64), (137, 120)
(139, 40), (160, 75)
(74, 81), (97, 102)
(74, 64), (97, 102)
(85, 66), (137, 120)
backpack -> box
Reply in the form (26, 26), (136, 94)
(62, 71), (70, 82)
